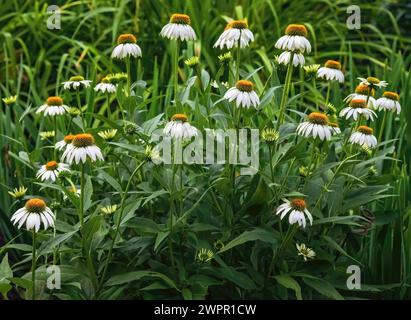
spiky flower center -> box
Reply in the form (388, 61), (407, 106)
(324, 60), (341, 70)
(170, 13), (191, 25)
(46, 96), (63, 106)
(45, 161), (58, 170)
(349, 99), (366, 108)
(171, 114), (188, 122)
(25, 198), (46, 213)
(366, 76), (380, 85)
(69, 76), (84, 82)
(117, 33), (137, 44)
(285, 24), (308, 37)
(291, 199), (307, 211)
(72, 133), (95, 147)
(355, 84), (374, 96)
(101, 77), (110, 84)
(308, 112), (328, 125)
(358, 125), (373, 135)
(63, 134), (75, 144)
(236, 80), (254, 92)
(227, 19), (248, 29)
(383, 91), (399, 101)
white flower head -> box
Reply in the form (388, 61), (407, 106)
(276, 198), (313, 228)
(296, 112), (333, 141)
(160, 14), (196, 41)
(375, 91), (401, 114)
(349, 125), (377, 148)
(358, 76), (388, 89)
(223, 80), (260, 108)
(55, 134), (75, 151)
(98, 129), (118, 141)
(296, 243), (316, 261)
(62, 76), (92, 91)
(278, 51), (305, 67)
(111, 34), (142, 59)
(36, 161), (69, 182)
(95, 76), (117, 94)
(275, 24), (311, 53)
(163, 114), (198, 140)
(339, 99), (377, 121)
(36, 96), (69, 117)
(11, 198), (55, 232)
(214, 19), (254, 50)
(344, 84), (376, 108)
(316, 60), (344, 83)
(329, 121), (341, 135)
(61, 133), (104, 164)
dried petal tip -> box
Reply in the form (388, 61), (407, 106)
(349, 99), (367, 108)
(291, 199), (307, 211)
(324, 60), (341, 70)
(236, 80), (254, 92)
(357, 125), (373, 135)
(72, 133), (95, 147)
(170, 13), (191, 25)
(45, 161), (58, 170)
(171, 114), (188, 122)
(227, 19), (248, 29)
(46, 96), (63, 106)
(117, 33), (137, 44)
(69, 76), (85, 81)
(383, 91), (399, 101)
(25, 198), (46, 213)
(285, 24), (308, 37)
(308, 112), (328, 125)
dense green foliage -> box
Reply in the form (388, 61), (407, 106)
(0, 0), (410, 300)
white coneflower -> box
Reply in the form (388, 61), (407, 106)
(329, 122), (341, 135)
(278, 51), (305, 67)
(296, 112), (333, 141)
(296, 243), (316, 261)
(358, 76), (388, 89)
(62, 76), (92, 91)
(316, 60), (344, 83)
(98, 129), (118, 141)
(62, 133), (104, 164)
(163, 114), (198, 140)
(39, 131), (55, 140)
(214, 19), (254, 49)
(349, 125), (377, 148)
(339, 99), (377, 121)
(36, 161), (69, 182)
(223, 80), (260, 108)
(100, 204), (118, 215)
(94, 77), (117, 93)
(275, 24), (311, 53)
(111, 33), (142, 59)
(344, 84), (376, 108)
(160, 13), (196, 41)
(276, 198), (313, 228)
(11, 198), (55, 232)
(303, 64), (320, 75)
(55, 134), (75, 151)
(375, 91), (401, 114)
(36, 96), (69, 117)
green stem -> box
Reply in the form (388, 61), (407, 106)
(276, 55), (294, 131)
(53, 116), (58, 159)
(174, 40), (180, 105)
(378, 111), (387, 142)
(236, 35), (241, 82)
(76, 91), (86, 132)
(325, 82), (331, 105)
(98, 160), (146, 290)
(80, 162), (85, 249)
(31, 230), (37, 300)
(126, 57), (131, 96)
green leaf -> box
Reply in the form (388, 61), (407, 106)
(219, 228), (278, 253)
(302, 277), (344, 300)
(275, 275), (302, 300)
(105, 271), (178, 290)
